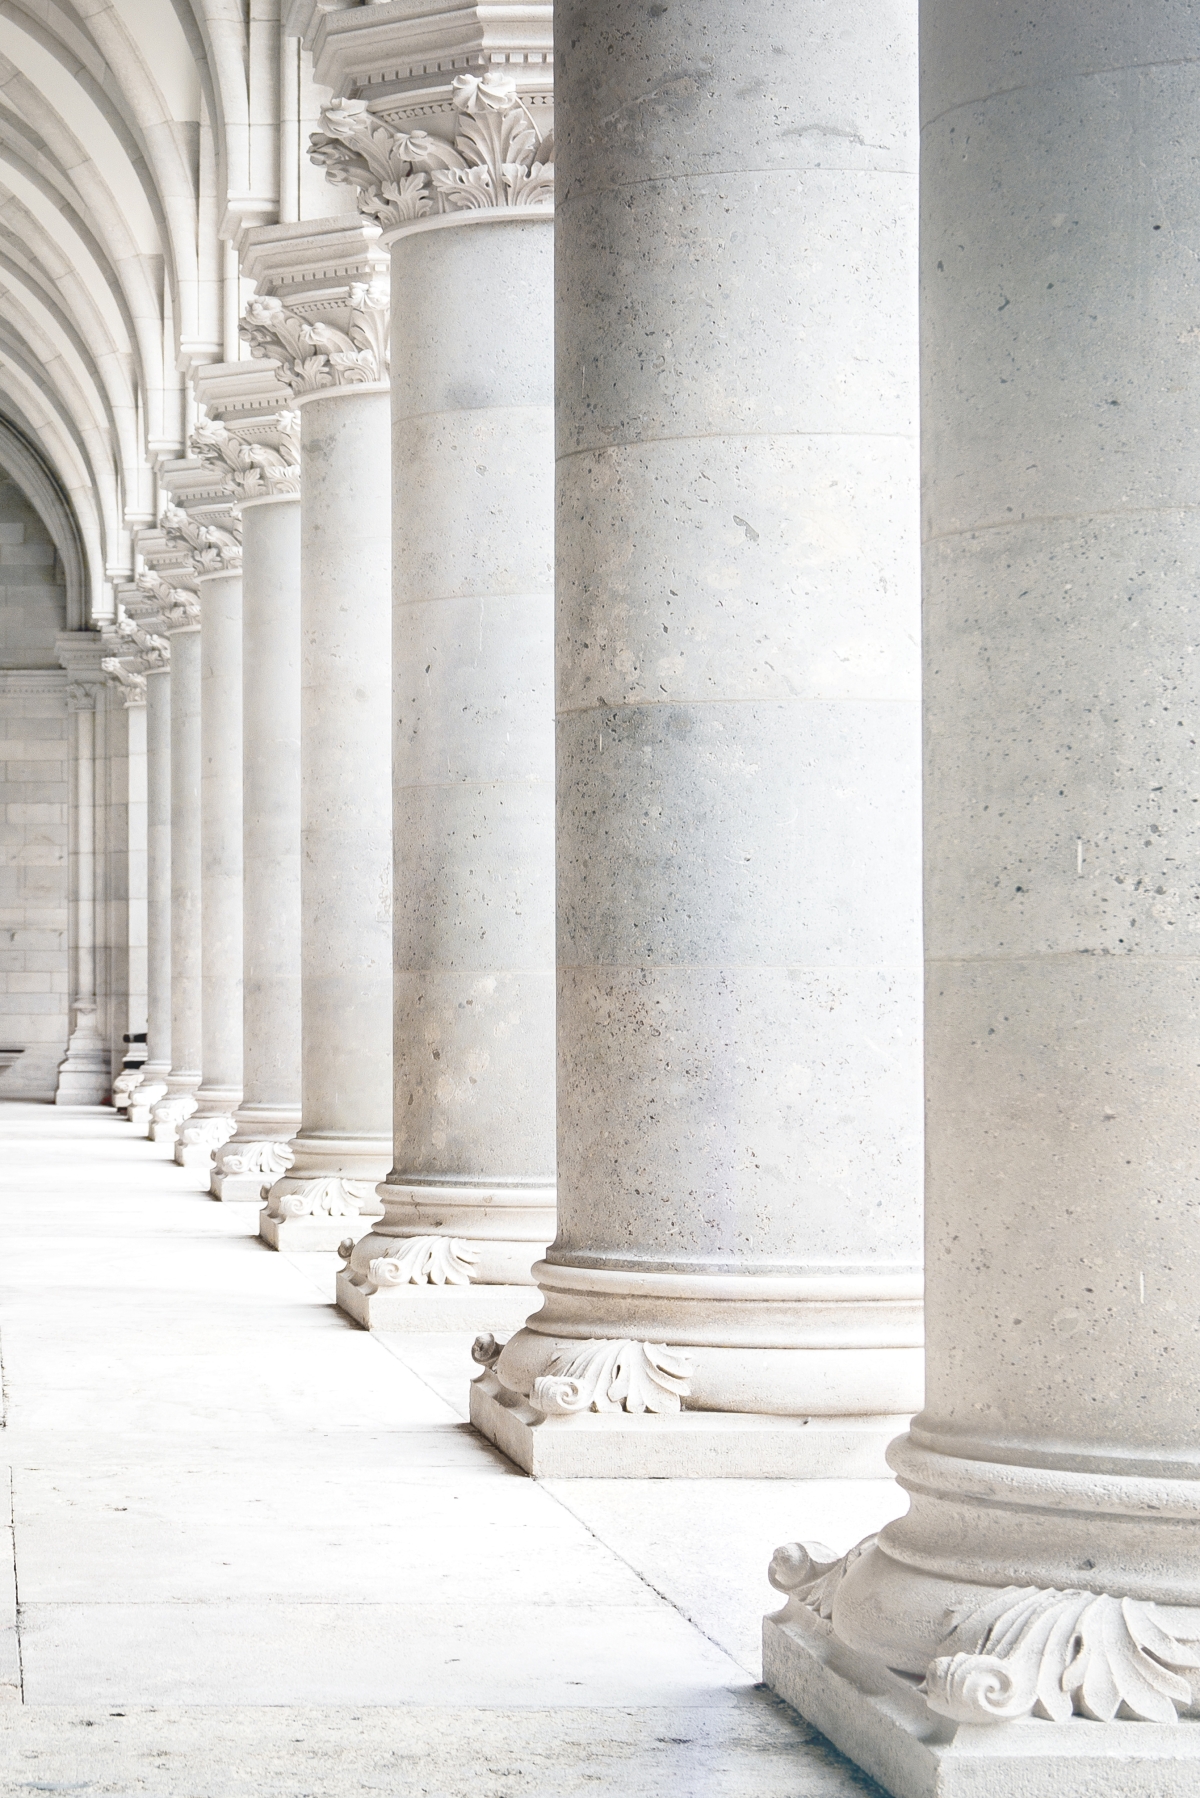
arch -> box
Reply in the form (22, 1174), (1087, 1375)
(0, 415), (89, 628)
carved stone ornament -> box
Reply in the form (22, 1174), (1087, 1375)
(212, 1138), (295, 1178)
(111, 1068), (145, 1102)
(161, 502), (242, 577)
(530, 1339), (694, 1416)
(309, 74), (554, 232)
(66, 681), (97, 711)
(114, 616), (170, 671)
(149, 1091), (198, 1126)
(100, 656), (147, 707)
(135, 570), (199, 630)
(266, 1176), (379, 1220)
(365, 1236), (479, 1289)
(189, 411), (301, 502)
(240, 285), (389, 397)
(767, 1539), (1200, 1726)
(176, 1116), (237, 1151)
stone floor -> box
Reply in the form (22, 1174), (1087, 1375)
(0, 1100), (904, 1796)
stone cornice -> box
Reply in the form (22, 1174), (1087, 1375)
(310, 77), (553, 230)
(237, 215), (389, 297)
(310, 0), (552, 124)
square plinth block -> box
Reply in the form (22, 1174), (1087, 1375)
(209, 1170), (271, 1203)
(336, 1273), (540, 1334)
(762, 1602), (1200, 1797)
(469, 1378), (901, 1479)
(257, 1212), (377, 1253)
(175, 1142), (218, 1170)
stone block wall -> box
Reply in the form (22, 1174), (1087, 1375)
(0, 476), (69, 1100)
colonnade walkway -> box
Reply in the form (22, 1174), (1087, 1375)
(0, 1102), (900, 1797)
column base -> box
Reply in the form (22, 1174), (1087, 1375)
(336, 1265), (541, 1334)
(149, 1083), (200, 1145)
(209, 1136), (294, 1202)
(469, 1369), (906, 1478)
(258, 1208), (378, 1253)
(762, 1600), (1200, 1798)
(174, 1114), (236, 1169)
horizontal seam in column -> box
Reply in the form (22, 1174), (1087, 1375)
(922, 55), (1200, 132)
(927, 952), (1200, 964)
(927, 501), (1200, 542)
(557, 696), (915, 718)
(392, 403), (551, 428)
(394, 592), (552, 609)
(558, 962), (920, 973)
(557, 428), (917, 462)
(394, 778), (550, 791)
(561, 164), (915, 196)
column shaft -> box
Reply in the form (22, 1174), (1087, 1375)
(214, 494), (302, 1200)
(764, 4), (1200, 1788)
(340, 215), (557, 1331)
(151, 624), (202, 1140)
(55, 687), (108, 1103)
(132, 664), (171, 1128)
(477, 0), (923, 1476)
(178, 570), (244, 1165)
(261, 387), (393, 1247)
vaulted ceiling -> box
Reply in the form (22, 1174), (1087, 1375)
(0, 0), (282, 624)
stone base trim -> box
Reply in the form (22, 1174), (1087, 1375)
(337, 1270), (541, 1334)
(762, 1603), (1200, 1797)
(258, 1210), (376, 1253)
(469, 1376), (905, 1479)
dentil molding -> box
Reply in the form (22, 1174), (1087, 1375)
(309, 74), (553, 231)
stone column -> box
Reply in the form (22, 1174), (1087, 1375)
(97, 645), (148, 1101)
(467, 0), (923, 1477)
(142, 570), (204, 1145)
(763, 5), (1200, 1792)
(239, 221), (393, 1248)
(53, 634), (109, 1104)
(131, 648), (171, 1130)
(310, 80), (557, 1332)
(145, 473), (246, 1171)
(186, 370), (304, 1200)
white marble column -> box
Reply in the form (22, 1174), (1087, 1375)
(764, 5), (1200, 1792)
(53, 637), (109, 1105)
(131, 652), (171, 1130)
(97, 650), (148, 1104)
(470, 0), (923, 1477)
(238, 233), (394, 1249)
(212, 487), (302, 1201)
(148, 581), (203, 1144)
(312, 88), (557, 1331)
(177, 560), (244, 1168)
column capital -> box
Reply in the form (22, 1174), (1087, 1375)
(99, 654), (147, 709)
(131, 568), (200, 636)
(238, 216), (392, 400)
(191, 361), (301, 502)
(309, 79), (554, 232)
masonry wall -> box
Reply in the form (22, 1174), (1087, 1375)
(0, 477), (69, 1099)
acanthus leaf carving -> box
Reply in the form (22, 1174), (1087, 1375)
(365, 1236), (479, 1290)
(924, 1584), (1200, 1726)
(267, 1176), (379, 1220)
(768, 1537), (876, 1622)
(213, 1138), (295, 1178)
(189, 411), (301, 502)
(161, 501), (242, 576)
(530, 1339), (694, 1416)
(309, 75), (554, 233)
(149, 1091), (197, 1126)
(100, 656), (147, 707)
(66, 681), (97, 711)
(176, 1115), (237, 1151)
(240, 284), (389, 398)
(134, 570), (198, 631)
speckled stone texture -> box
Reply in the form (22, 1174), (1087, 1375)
(340, 215), (557, 1329)
(765, 2), (1200, 1789)
(191, 569), (243, 1134)
(229, 494), (301, 1156)
(163, 621), (201, 1111)
(136, 664), (171, 1112)
(486, 0), (924, 1463)
(261, 388), (392, 1246)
